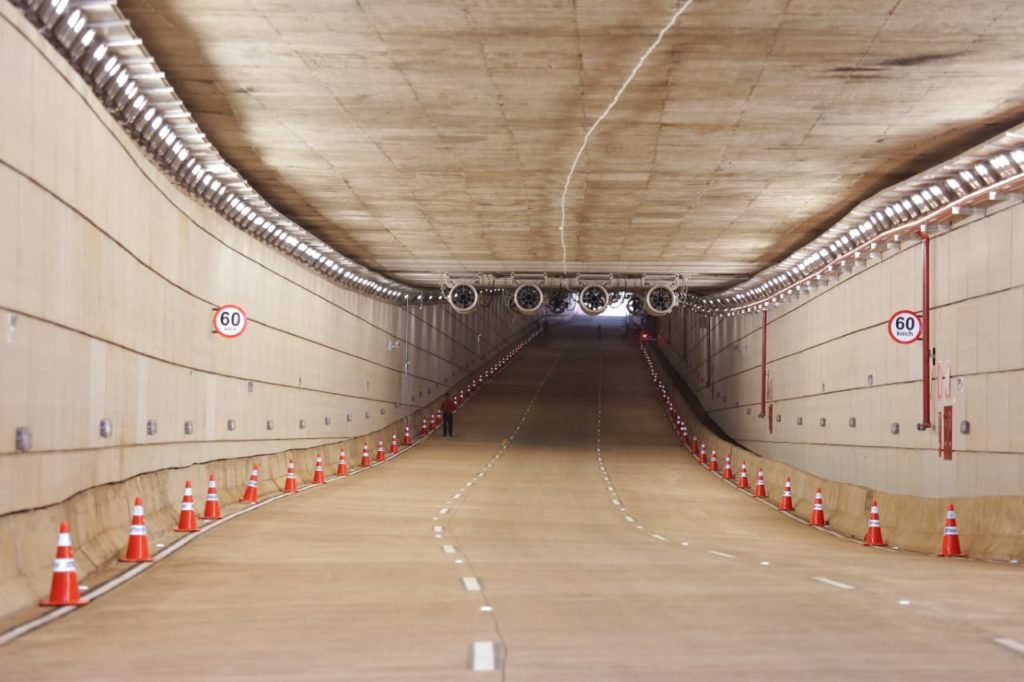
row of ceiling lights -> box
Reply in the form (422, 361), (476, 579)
(696, 141), (1024, 317)
(20, 0), (422, 301)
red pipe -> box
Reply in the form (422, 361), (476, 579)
(921, 233), (932, 428)
(760, 309), (767, 417)
(706, 316), (712, 388)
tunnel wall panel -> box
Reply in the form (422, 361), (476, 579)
(0, 10), (526, 516)
(660, 200), (1024, 498)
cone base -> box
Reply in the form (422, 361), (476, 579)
(200, 514), (222, 520)
(174, 527), (199, 533)
(779, 502), (794, 511)
(938, 553), (967, 558)
(40, 597), (88, 607)
(119, 557), (153, 563)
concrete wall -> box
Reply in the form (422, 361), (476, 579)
(659, 200), (1024, 499)
(0, 4), (530, 613)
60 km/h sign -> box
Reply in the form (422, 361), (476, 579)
(212, 304), (247, 339)
(888, 309), (922, 344)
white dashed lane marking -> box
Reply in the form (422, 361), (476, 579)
(707, 550), (737, 559)
(471, 640), (498, 671)
(813, 576), (855, 590)
(993, 637), (1024, 658)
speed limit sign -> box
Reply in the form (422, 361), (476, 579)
(213, 304), (247, 339)
(888, 309), (922, 344)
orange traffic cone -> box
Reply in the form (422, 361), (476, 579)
(420, 419), (429, 435)
(240, 465), (260, 503)
(708, 449), (718, 472)
(939, 503), (966, 557)
(864, 499), (886, 546)
(121, 497), (152, 562)
(390, 435), (399, 454)
(722, 454), (734, 480)
(202, 475), (222, 520)
(376, 440), (386, 462)
(810, 488), (826, 527)
(284, 459), (298, 493)
(40, 522), (88, 606)
(779, 477), (794, 511)
(753, 469), (767, 498)
(336, 449), (349, 476)
(699, 442), (707, 465)
(174, 480), (199, 532)
(360, 443), (371, 467)
(737, 462), (750, 489)
(402, 426), (412, 445)
(312, 454), (326, 484)
(690, 437), (698, 457)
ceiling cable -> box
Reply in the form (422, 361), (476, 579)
(557, 0), (696, 274)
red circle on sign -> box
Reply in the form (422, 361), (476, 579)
(213, 305), (248, 339)
(887, 309), (922, 344)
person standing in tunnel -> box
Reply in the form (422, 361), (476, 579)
(441, 392), (457, 437)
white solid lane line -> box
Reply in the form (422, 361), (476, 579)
(471, 640), (498, 671)
(813, 576), (856, 590)
(993, 637), (1024, 657)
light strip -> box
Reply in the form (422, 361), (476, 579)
(17, 0), (422, 302)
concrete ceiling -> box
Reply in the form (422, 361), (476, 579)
(120, 0), (1024, 291)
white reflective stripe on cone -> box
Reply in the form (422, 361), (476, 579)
(57, 533), (72, 547)
(181, 502), (194, 511)
(183, 488), (193, 496)
(53, 558), (76, 573)
(129, 524), (147, 535)
(206, 494), (218, 501)
(869, 520), (881, 527)
(132, 506), (144, 516)
(944, 527), (959, 535)
(947, 511), (957, 519)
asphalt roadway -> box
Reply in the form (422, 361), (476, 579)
(1, 317), (1022, 680)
